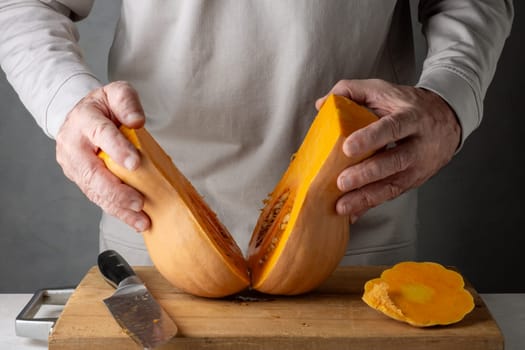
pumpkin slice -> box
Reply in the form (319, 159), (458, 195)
(99, 127), (250, 298)
(247, 95), (378, 295)
(362, 261), (475, 327)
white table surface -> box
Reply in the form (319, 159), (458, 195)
(1, 293), (524, 349)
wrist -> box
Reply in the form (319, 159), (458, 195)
(46, 73), (102, 139)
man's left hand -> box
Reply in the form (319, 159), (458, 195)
(316, 79), (461, 223)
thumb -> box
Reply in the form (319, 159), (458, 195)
(103, 81), (146, 129)
(315, 79), (390, 111)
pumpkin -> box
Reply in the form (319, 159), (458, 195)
(99, 94), (377, 297)
(362, 261), (475, 327)
(99, 127), (250, 298)
(247, 95), (378, 294)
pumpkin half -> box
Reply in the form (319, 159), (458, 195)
(362, 261), (475, 327)
(99, 95), (378, 297)
(247, 95), (378, 294)
(99, 127), (250, 298)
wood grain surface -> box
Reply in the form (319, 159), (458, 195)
(48, 265), (503, 350)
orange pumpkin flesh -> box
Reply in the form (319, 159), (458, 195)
(362, 261), (475, 327)
(100, 95), (378, 297)
(248, 95), (378, 294)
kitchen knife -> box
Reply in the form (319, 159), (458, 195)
(98, 249), (177, 348)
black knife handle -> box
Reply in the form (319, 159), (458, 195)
(97, 250), (136, 289)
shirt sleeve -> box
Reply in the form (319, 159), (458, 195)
(0, 0), (102, 138)
(416, 0), (514, 148)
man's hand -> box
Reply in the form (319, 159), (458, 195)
(56, 81), (151, 232)
(316, 79), (461, 223)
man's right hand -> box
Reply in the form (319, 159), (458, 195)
(56, 81), (151, 232)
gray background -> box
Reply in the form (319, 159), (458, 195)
(0, 1), (523, 293)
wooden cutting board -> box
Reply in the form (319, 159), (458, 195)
(48, 266), (503, 350)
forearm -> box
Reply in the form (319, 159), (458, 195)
(0, 0), (101, 138)
(416, 0), (513, 147)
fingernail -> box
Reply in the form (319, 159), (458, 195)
(343, 142), (356, 157)
(339, 176), (352, 191)
(130, 200), (142, 212)
(315, 97), (326, 110)
(126, 112), (144, 124)
(337, 202), (350, 215)
(135, 219), (147, 232)
(124, 154), (139, 170)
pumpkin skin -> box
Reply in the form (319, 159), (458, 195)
(100, 94), (378, 297)
(362, 261), (475, 327)
(247, 95), (378, 294)
(99, 128), (250, 298)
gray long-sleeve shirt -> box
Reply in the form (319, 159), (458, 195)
(0, 1), (513, 265)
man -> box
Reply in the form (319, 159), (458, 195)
(0, 1), (513, 265)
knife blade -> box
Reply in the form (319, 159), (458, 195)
(97, 249), (177, 348)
